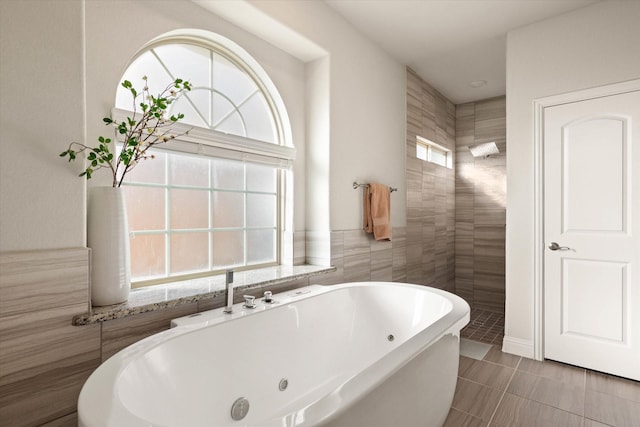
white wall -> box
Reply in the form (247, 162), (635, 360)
(0, 0), (86, 251)
(83, 0), (307, 217)
(0, 0), (407, 262)
(505, 1), (640, 356)
(241, 0), (407, 232)
(0, 0), (307, 252)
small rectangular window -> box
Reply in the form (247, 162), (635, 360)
(416, 136), (452, 168)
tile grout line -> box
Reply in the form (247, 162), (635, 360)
(486, 354), (522, 426)
(460, 352), (515, 371)
(583, 368), (586, 425)
(447, 402), (484, 423)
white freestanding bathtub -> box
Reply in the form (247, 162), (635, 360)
(78, 282), (470, 427)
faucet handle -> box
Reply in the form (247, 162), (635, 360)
(263, 291), (274, 304)
(243, 295), (256, 309)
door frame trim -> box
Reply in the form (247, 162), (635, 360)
(532, 78), (640, 361)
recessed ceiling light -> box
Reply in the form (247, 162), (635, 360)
(469, 80), (487, 88)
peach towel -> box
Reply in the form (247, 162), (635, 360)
(363, 183), (392, 241)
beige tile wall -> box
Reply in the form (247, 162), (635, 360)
(0, 249), (319, 426)
(405, 68), (456, 293)
(0, 80), (506, 427)
(455, 96), (507, 313)
(309, 227), (407, 286)
(0, 249), (100, 426)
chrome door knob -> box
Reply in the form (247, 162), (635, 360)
(549, 242), (571, 251)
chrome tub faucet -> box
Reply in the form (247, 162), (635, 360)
(223, 269), (234, 314)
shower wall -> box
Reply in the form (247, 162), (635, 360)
(454, 97), (507, 313)
(406, 68), (456, 292)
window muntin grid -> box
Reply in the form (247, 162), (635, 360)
(113, 37), (290, 286)
(116, 43), (279, 144)
(416, 136), (453, 169)
(123, 149), (279, 285)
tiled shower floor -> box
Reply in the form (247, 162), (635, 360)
(445, 309), (640, 426)
(460, 308), (505, 347)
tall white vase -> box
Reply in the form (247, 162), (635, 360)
(88, 186), (131, 306)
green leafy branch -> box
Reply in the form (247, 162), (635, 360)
(60, 77), (192, 187)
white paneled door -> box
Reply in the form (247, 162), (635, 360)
(543, 89), (640, 381)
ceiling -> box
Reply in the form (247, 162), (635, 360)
(324, 0), (599, 104)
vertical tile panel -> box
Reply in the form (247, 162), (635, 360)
(370, 239), (392, 253)
(0, 248), (99, 426)
(474, 225), (505, 312)
(370, 249), (393, 282)
(343, 229), (370, 257)
(456, 102), (475, 119)
(101, 303), (198, 361)
(0, 360), (99, 426)
(330, 230), (344, 262)
(406, 243), (422, 284)
(475, 96), (506, 122)
(392, 227), (407, 282)
(343, 253), (371, 282)
(0, 248), (90, 317)
(453, 96), (506, 314)
(406, 68), (456, 289)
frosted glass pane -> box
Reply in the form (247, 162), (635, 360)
(171, 189), (208, 229)
(212, 54), (257, 104)
(123, 186), (165, 231)
(247, 229), (275, 264)
(130, 233), (165, 280)
(169, 152), (209, 187)
(247, 194), (276, 228)
(125, 151), (166, 184)
(213, 230), (244, 268)
(170, 232), (209, 274)
(116, 52), (173, 110)
(169, 93), (208, 128)
(215, 111), (245, 137)
(246, 163), (276, 193)
(212, 92), (235, 127)
(240, 93), (276, 143)
(212, 159), (244, 190)
(417, 144), (427, 161)
(213, 191), (244, 228)
(430, 147), (447, 167)
(115, 41), (287, 281)
(153, 44), (210, 90)
(178, 89), (211, 127)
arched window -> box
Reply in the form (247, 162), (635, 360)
(115, 32), (294, 285)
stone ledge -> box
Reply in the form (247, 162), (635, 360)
(73, 265), (335, 325)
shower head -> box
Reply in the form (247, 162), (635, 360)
(469, 142), (499, 158)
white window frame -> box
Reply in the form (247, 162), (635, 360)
(416, 135), (452, 168)
(115, 31), (295, 287)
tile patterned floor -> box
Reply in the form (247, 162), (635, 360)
(460, 308), (505, 347)
(447, 309), (640, 427)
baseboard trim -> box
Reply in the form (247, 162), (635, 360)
(502, 336), (535, 359)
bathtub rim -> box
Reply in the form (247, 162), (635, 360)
(269, 283), (470, 425)
(78, 282), (470, 427)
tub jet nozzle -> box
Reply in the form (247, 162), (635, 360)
(230, 397), (249, 421)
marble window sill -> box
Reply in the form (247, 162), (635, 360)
(73, 265), (335, 325)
